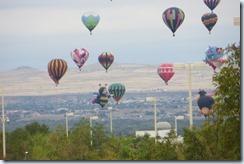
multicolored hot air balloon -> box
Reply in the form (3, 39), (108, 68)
(48, 59), (68, 86)
(197, 89), (215, 117)
(81, 11), (100, 35)
(201, 12), (218, 34)
(205, 61), (217, 71)
(204, 0), (221, 12)
(162, 7), (185, 36)
(70, 48), (89, 71)
(157, 63), (175, 85)
(98, 52), (114, 72)
(92, 84), (112, 108)
(108, 83), (126, 103)
(203, 46), (227, 70)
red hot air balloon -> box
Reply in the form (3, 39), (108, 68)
(157, 63), (175, 85)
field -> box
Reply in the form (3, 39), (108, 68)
(0, 62), (215, 96)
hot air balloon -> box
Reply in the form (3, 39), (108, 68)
(92, 84), (112, 108)
(98, 52), (114, 72)
(162, 7), (185, 36)
(108, 83), (126, 103)
(205, 61), (217, 71)
(204, 0), (221, 12)
(197, 89), (215, 117)
(195, 92), (215, 102)
(201, 12), (218, 34)
(157, 63), (175, 85)
(70, 48), (89, 71)
(48, 59), (68, 86)
(81, 11), (100, 35)
(203, 46), (227, 69)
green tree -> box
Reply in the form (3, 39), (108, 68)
(68, 118), (94, 160)
(98, 134), (121, 160)
(46, 123), (72, 160)
(30, 133), (51, 160)
(7, 128), (30, 160)
(183, 43), (240, 160)
(25, 121), (49, 135)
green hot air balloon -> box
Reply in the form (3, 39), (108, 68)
(81, 11), (100, 35)
(108, 83), (126, 103)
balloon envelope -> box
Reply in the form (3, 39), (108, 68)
(98, 52), (114, 72)
(81, 11), (100, 34)
(204, 46), (227, 69)
(157, 63), (175, 85)
(204, 0), (221, 12)
(162, 7), (185, 36)
(197, 90), (215, 117)
(48, 59), (68, 85)
(92, 86), (110, 108)
(201, 12), (218, 34)
(70, 48), (89, 70)
(108, 83), (126, 103)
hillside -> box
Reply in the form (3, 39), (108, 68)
(0, 63), (215, 96)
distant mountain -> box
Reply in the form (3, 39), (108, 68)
(0, 63), (215, 96)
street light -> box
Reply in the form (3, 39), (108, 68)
(65, 112), (74, 137)
(146, 97), (157, 142)
(173, 62), (207, 129)
(1, 89), (6, 159)
(24, 151), (28, 160)
(175, 115), (184, 136)
(108, 107), (113, 133)
(90, 115), (98, 146)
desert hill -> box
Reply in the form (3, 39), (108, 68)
(0, 62), (215, 96)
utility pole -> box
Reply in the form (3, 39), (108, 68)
(1, 89), (6, 159)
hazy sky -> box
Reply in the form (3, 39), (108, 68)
(0, 0), (241, 71)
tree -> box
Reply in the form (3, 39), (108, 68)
(25, 121), (49, 135)
(30, 133), (51, 160)
(183, 43), (240, 160)
(6, 128), (30, 160)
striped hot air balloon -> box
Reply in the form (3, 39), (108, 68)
(47, 59), (68, 86)
(162, 7), (185, 36)
(108, 83), (126, 103)
(98, 52), (114, 72)
(203, 0), (221, 12)
(201, 12), (218, 34)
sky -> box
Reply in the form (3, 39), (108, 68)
(0, 0), (241, 71)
